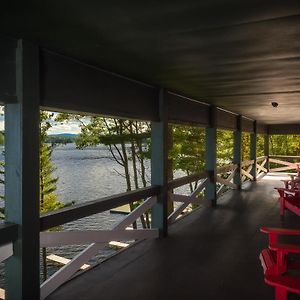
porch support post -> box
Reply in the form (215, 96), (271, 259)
(250, 121), (257, 180)
(264, 133), (270, 171)
(233, 115), (242, 189)
(151, 88), (168, 237)
(5, 40), (40, 299)
(205, 106), (217, 207)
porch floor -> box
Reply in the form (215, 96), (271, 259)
(47, 173), (300, 300)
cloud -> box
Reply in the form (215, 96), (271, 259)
(48, 120), (81, 134)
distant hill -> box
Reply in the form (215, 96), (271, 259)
(49, 133), (78, 138)
(46, 133), (78, 144)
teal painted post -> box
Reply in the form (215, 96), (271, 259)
(151, 88), (168, 237)
(5, 40), (40, 299)
(205, 106), (217, 207)
(264, 134), (270, 171)
(250, 121), (257, 181)
(233, 116), (242, 189)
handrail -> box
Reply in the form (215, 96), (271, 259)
(167, 171), (208, 190)
(40, 186), (160, 231)
(241, 159), (255, 168)
(0, 222), (18, 246)
(257, 156), (267, 162)
(269, 155), (300, 159)
(216, 163), (237, 174)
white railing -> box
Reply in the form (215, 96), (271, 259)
(168, 178), (208, 224)
(256, 156), (268, 179)
(0, 243), (13, 264)
(216, 164), (238, 196)
(40, 196), (158, 299)
(269, 155), (300, 173)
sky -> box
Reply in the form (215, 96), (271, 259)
(0, 108), (83, 134)
(48, 119), (81, 135)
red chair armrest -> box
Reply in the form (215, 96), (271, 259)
(261, 227), (300, 236)
(261, 227), (300, 245)
(270, 243), (300, 254)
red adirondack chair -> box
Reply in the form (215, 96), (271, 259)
(280, 162), (300, 189)
(260, 227), (300, 300)
(296, 163), (300, 177)
(275, 187), (300, 217)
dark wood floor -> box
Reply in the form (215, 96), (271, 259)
(47, 174), (300, 300)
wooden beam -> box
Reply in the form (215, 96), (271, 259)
(40, 50), (158, 121)
(257, 123), (267, 134)
(40, 229), (158, 247)
(40, 186), (160, 231)
(268, 158), (295, 167)
(0, 223), (18, 247)
(0, 243), (13, 264)
(151, 88), (168, 237)
(241, 116), (254, 133)
(0, 38), (17, 104)
(216, 108), (237, 130)
(257, 159), (268, 174)
(167, 92), (209, 126)
(5, 40), (40, 300)
(216, 175), (237, 189)
(205, 106), (217, 206)
(250, 121), (257, 180)
(167, 171), (208, 190)
(241, 167), (254, 181)
(233, 115), (242, 189)
(269, 155), (300, 159)
(264, 134), (270, 171)
(216, 163), (238, 174)
(268, 124), (300, 135)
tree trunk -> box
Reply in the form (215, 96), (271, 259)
(119, 120), (137, 229)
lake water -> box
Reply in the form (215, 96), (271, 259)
(0, 143), (189, 287)
(0, 143), (152, 286)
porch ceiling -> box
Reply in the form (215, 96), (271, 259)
(2, 1), (300, 124)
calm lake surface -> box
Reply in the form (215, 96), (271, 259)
(0, 143), (187, 287)
(0, 143), (151, 286)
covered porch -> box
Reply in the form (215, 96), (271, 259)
(47, 174), (300, 300)
(1, 1), (300, 299)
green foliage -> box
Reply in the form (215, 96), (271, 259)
(0, 112), (65, 219)
(217, 130), (234, 165)
(40, 112), (66, 213)
(0, 132), (4, 146)
(270, 135), (300, 156)
(57, 114), (151, 189)
(170, 124), (205, 174)
(45, 135), (77, 145)
(75, 117), (150, 149)
(39, 143), (64, 213)
(242, 132), (250, 161)
(257, 134), (265, 157)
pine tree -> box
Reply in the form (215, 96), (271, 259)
(39, 142), (64, 213)
(39, 111), (65, 212)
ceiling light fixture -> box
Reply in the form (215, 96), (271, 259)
(271, 101), (279, 108)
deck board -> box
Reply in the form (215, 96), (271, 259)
(47, 174), (300, 300)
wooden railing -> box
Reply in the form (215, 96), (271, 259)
(256, 156), (268, 178)
(0, 157), (271, 298)
(39, 186), (160, 299)
(269, 155), (300, 173)
(168, 171), (208, 223)
(40, 186), (160, 231)
(216, 163), (238, 196)
(0, 222), (18, 265)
